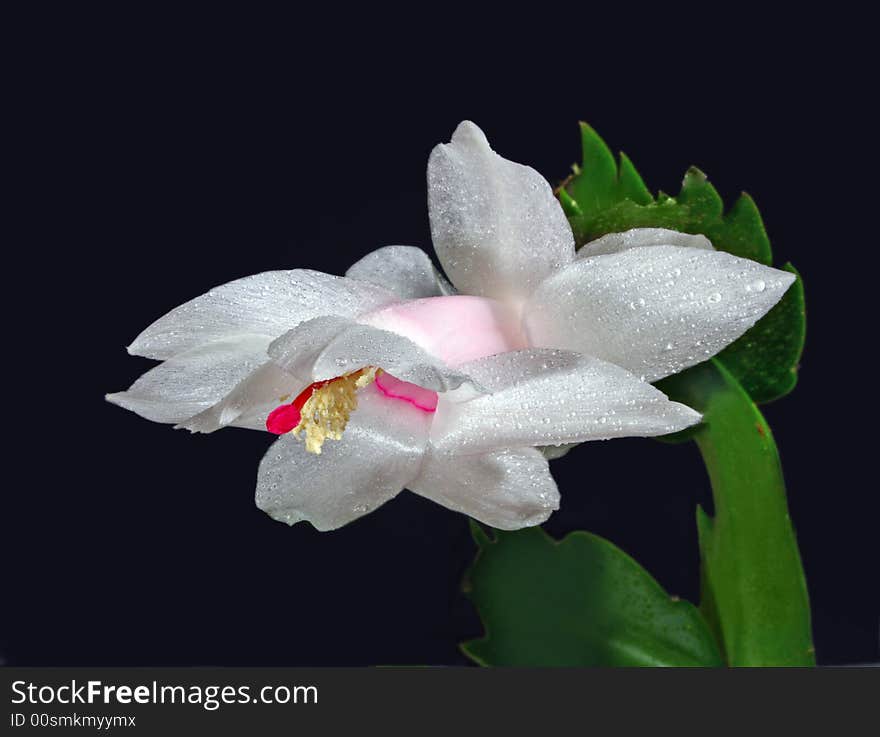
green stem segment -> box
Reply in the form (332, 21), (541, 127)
(659, 360), (815, 666)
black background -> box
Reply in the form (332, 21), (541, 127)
(5, 8), (877, 666)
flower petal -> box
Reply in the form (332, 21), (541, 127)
(577, 228), (713, 259)
(524, 246), (796, 382)
(266, 315), (354, 380)
(268, 316), (479, 394)
(315, 324), (479, 393)
(409, 446), (559, 530)
(106, 335), (271, 424)
(429, 349), (701, 453)
(178, 362), (304, 433)
(128, 269), (396, 360)
(255, 387), (430, 530)
(346, 245), (454, 299)
(427, 121), (575, 303)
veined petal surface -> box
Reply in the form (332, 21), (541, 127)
(524, 246), (796, 383)
(179, 362), (304, 433)
(577, 228), (713, 259)
(266, 315), (354, 380)
(346, 245), (454, 299)
(128, 269), (396, 360)
(313, 324), (475, 392)
(106, 335), (271, 424)
(428, 121), (575, 303)
(410, 446), (559, 530)
(429, 349), (701, 454)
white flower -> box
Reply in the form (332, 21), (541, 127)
(108, 121), (793, 531)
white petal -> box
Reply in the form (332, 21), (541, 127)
(524, 246), (796, 382)
(314, 324), (477, 392)
(427, 121), (575, 303)
(179, 362), (304, 433)
(578, 228), (714, 259)
(106, 335), (271, 424)
(255, 387), (430, 531)
(429, 349), (701, 453)
(410, 446), (559, 530)
(346, 245), (454, 299)
(128, 269), (396, 360)
(266, 315), (354, 380)
(269, 316), (478, 394)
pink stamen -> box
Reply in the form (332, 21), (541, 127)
(266, 379), (333, 434)
(266, 403), (302, 434)
(375, 372), (438, 412)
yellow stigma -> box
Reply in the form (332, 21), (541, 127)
(293, 367), (379, 454)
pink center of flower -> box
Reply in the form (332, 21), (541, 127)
(266, 296), (520, 440)
(360, 295), (526, 367)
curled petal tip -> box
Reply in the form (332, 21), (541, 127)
(126, 335), (153, 357)
(450, 120), (488, 145)
(688, 408), (704, 425)
(675, 404), (703, 430)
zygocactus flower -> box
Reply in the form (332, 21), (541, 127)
(108, 121), (793, 531)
